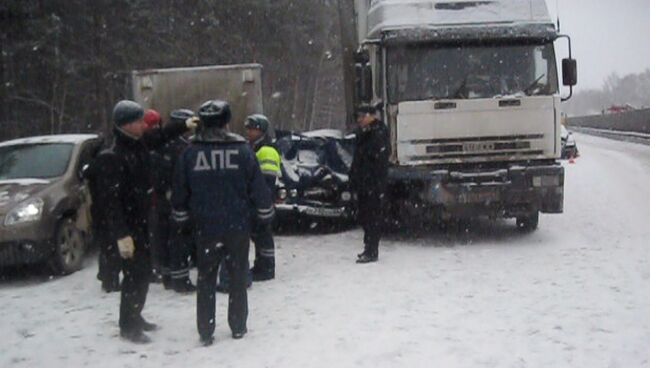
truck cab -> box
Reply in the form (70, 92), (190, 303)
(349, 0), (577, 229)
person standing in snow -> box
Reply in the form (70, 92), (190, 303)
(350, 104), (390, 264)
(171, 100), (274, 346)
(146, 108), (197, 293)
(91, 100), (197, 344)
(217, 113), (280, 291)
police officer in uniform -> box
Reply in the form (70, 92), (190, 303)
(171, 100), (274, 346)
(91, 100), (196, 343)
(219, 114), (279, 285)
(244, 114), (280, 280)
(350, 104), (390, 264)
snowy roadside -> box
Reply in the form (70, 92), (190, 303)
(1, 133), (650, 368)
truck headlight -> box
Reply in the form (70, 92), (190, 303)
(5, 198), (44, 226)
(289, 189), (298, 198)
(532, 176), (560, 187)
(340, 191), (352, 202)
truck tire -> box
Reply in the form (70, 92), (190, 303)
(48, 218), (86, 275)
(516, 212), (539, 232)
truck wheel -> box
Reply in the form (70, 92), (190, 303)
(48, 218), (86, 275)
(516, 212), (539, 232)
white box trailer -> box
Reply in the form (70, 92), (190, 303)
(130, 64), (264, 135)
(345, 0), (578, 229)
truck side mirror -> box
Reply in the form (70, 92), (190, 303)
(355, 63), (373, 103)
(562, 58), (577, 86)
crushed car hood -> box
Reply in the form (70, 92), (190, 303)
(0, 179), (50, 214)
(276, 131), (354, 190)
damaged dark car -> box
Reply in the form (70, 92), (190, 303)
(273, 129), (357, 225)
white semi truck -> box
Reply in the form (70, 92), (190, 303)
(343, 0), (577, 230)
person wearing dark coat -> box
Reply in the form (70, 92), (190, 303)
(85, 139), (121, 293)
(217, 114), (279, 291)
(89, 100), (196, 344)
(171, 100), (274, 346)
(146, 109), (196, 293)
(349, 104), (390, 264)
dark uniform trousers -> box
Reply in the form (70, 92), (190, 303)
(119, 236), (151, 333)
(251, 221), (275, 275)
(152, 202), (193, 281)
(358, 191), (384, 255)
(197, 232), (250, 339)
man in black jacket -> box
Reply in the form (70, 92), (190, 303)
(349, 104), (390, 264)
(89, 100), (195, 343)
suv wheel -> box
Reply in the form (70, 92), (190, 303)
(49, 218), (86, 275)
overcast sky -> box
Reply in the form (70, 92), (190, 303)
(546, 0), (650, 90)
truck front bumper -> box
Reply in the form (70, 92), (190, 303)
(389, 163), (564, 216)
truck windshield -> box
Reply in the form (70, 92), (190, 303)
(0, 143), (74, 180)
(387, 42), (559, 103)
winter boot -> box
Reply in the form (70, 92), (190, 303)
(120, 329), (152, 344)
(200, 336), (214, 347)
(170, 278), (196, 293)
(251, 266), (274, 282)
(101, 278), (121, 293)
(162, 275), (172, 290)
(232, 328), (247, 339)
(139, 317), (159, 332)
(356, 251), (378, 264)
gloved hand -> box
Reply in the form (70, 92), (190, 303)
(185, 117), (200, 131)
(117, 236), (135, 259)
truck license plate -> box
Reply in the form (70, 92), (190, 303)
(458, 190), (500, 204)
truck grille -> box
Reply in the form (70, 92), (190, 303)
(407, 134), (545, 161)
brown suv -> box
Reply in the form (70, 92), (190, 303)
(0, 134), (101, 274)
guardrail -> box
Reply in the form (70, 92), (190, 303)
(571, 126), (650, 145)
(568, 108), (650, 134)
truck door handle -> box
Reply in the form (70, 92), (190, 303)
(499, 99), (521, 107)
(434, 102), (457, 110)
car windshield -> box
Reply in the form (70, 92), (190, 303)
(387, 42), (559, 103)
(0, 143), (74, 180)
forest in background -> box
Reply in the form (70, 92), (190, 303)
(3, 1), (649, 141)
(0, 0), (347, 142)
(565, 69), (650, 116)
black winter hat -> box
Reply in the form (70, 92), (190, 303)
(113, 100), (144, 127)
(198, 100), (231, 128)
(170, 108), (196, 125)
(244, 114), (270, 133)
(356, 103), (377, 115)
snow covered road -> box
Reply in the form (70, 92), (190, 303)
(2, 133), (650, 368)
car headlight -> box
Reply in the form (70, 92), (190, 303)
(4, 198), (44, 226)
(340, 191), (352, 202)
(277, 189), (288, 200)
